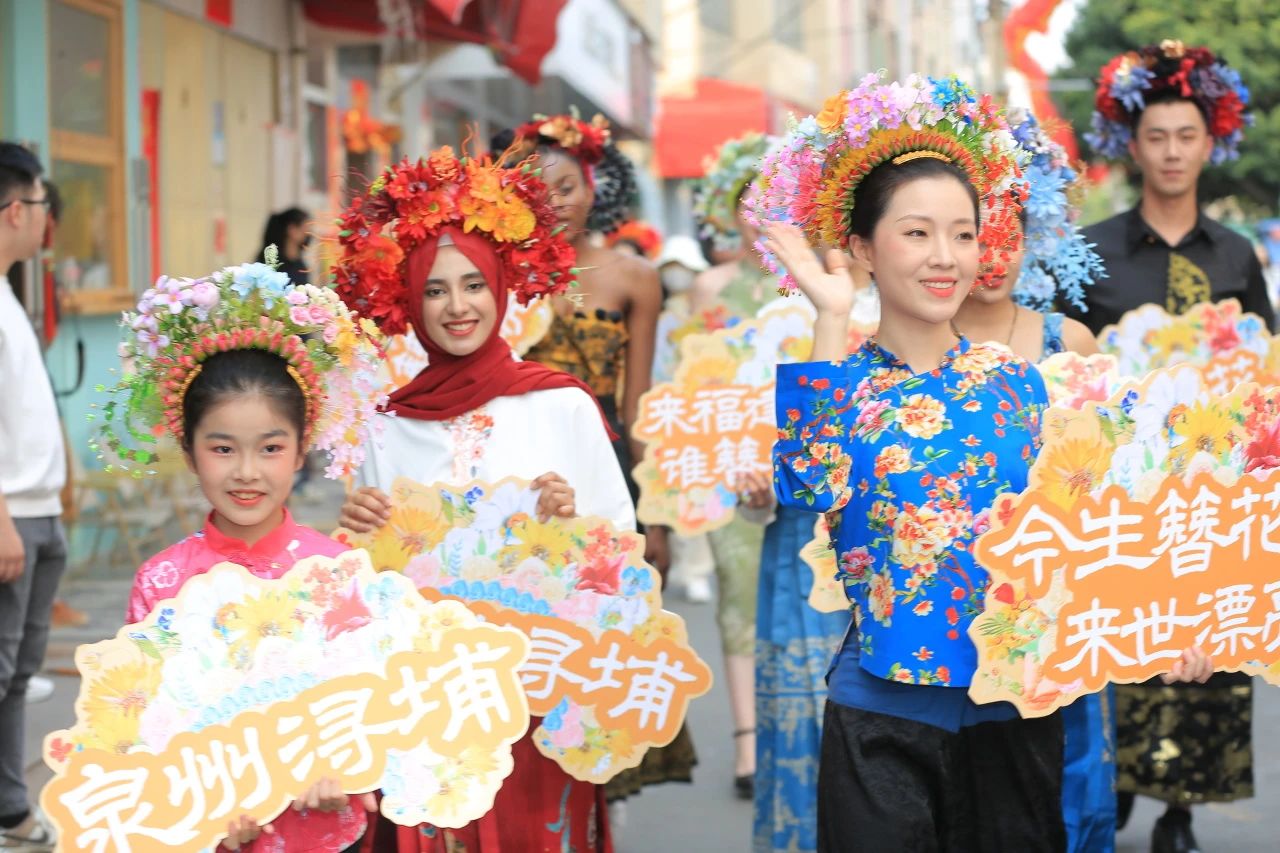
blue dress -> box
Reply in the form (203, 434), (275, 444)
(1042, 311), (1117, 853)
(752, 505), (850, 853)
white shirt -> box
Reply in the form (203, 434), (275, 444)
(357, 386), (636, 532)
(0, 275), (66, 517)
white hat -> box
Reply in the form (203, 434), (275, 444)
(656, 234), (709, 273)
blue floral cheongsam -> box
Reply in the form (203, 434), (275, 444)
(773, 337), (1048, 688)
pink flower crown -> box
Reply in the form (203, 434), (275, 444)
(745, 72), (1027, 295)
(93, 250), (388, 478)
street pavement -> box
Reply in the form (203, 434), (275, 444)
(25, 486), (1280, 851)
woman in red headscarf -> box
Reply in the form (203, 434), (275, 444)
(335, 147), (630, 852)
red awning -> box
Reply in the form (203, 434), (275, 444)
(654, 78), (772, 179)
(302, 0), (567, 85)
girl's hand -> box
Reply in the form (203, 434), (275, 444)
(339, 487), (391, 532)
(763, 223), (855, 318)
(732, 470), (774, 512)
(1160, 646), (1214, 685)
(221, 814), (273, 850)
(532, 472), (576, 522)
(292, 778), (351, 814)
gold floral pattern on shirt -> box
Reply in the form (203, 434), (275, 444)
(1166, 252), (1211, 314)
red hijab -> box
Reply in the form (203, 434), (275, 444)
(386, 227), (616, 438)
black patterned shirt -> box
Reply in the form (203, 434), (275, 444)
(1065, 206), (1275, 334)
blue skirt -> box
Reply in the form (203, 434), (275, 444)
(753, 506), (851, 853)
(1062, 687), (1116, 853)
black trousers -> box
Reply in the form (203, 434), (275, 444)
(818, 701), (1066, 853)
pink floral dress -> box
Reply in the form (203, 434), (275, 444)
(128, 509), (366, 852)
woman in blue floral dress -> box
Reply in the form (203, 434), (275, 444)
(749, 74), (1216, 852)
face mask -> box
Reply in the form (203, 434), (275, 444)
(662, 265), (696, 293)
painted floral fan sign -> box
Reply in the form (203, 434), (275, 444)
(378, 299), (554, 392)
(801, 516), (849, 614)
(969, 365), (1280, 716)
(41, 551), (530, 851)
(635, 304), (873, 535)
(333, 477), (713, 783)
(1098, 299), (1279, 394)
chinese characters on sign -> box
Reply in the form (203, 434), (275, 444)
(969, 362), (1280, 715)
(975, 473), (1280, 705)
(41, 557), (531, 850)
(436, 599), (712, 748)
(635, 383), (776, 528)
(334, 477), (713, 782)
(633, 305), (833, 535)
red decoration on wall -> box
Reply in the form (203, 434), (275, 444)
(1004, 0), (1078, 160)
(205, 0), (233, 28)
(342, 80), (401, 157)
(141, 89), (161, 286)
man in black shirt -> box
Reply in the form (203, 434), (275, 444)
(1073, 206), (1273, 334)
(1067, 41), (1267, 853)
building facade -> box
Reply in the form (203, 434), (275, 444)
(2, 0), (662, 467)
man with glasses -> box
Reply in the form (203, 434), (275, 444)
(0, 141), (65, 851)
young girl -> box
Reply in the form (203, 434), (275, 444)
(951, 107), (1112, 853)
(333, 145), (631, 851)
(102, 257), (386, 851)
(753, 74), (1214, 852)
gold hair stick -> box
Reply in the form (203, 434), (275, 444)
(891, 150), (952, 166)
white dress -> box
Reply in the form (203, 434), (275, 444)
(357, 386), (636, 532)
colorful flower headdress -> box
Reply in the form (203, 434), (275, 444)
(1004, 107), (1105, 312)
(746, 73), (1026, 294)
(606, 220), (663, 260)
(93, 248), (387, 478)
(333, 145), (577, 336)
(1087, 40), (1252, 164)
(509, 111), (637, 234)
(512, 112), (610, 171)
(692, 132), (777, 250)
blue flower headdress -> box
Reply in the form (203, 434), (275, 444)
(692, 132), (779, 251)
(1006, 107), (1105, 312)
(1086, 40), (1251, 165)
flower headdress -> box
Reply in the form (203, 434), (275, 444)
(512, 112), (610, 171)
(333, 145), (576, 336)
(692, 132), (777, 250)
(93, 248), (387, 478)
(1004, 107), (1105, 312)
(606, 220), (663, 260)
(509, 111), (637, 234)
(745, 73), (1026, 294)
(1087, 40), (1252, 164)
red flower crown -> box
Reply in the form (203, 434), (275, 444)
(512, 113), (610, 168)
(333, 146), (577, 336)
